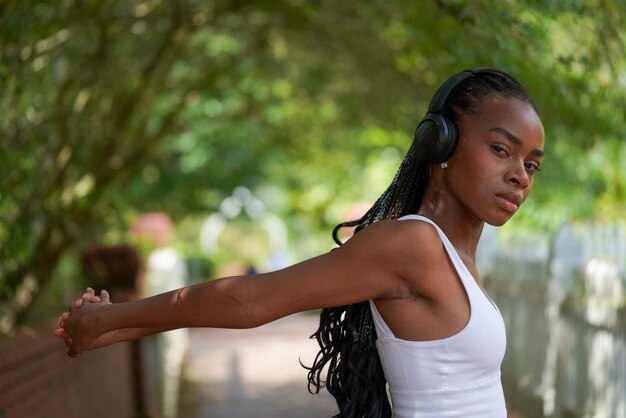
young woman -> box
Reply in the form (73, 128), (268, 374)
(56, 68), (545, 418)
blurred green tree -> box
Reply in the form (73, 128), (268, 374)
(1, 0), (624, 332)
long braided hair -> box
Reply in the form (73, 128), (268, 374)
(304, 69), (536, 417)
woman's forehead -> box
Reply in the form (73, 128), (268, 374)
(460, 96), (545, 147)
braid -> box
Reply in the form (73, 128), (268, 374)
(305, 145), (428, 417)
(332, 143), (427, 245)
(305, 69), (534, 417)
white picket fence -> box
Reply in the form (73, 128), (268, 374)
(478, 221), (626, 418)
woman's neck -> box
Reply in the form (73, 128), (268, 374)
(417, 189), (484, 260)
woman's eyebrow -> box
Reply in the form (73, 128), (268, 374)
(489, 127), (544, 157)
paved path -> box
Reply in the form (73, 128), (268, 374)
(177, 313), (338, 418)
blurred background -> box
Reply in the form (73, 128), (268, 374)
(0, 1), (624, 417)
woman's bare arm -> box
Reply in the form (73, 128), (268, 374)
(59, 219), (435, 357)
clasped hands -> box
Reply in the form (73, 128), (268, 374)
(54, 287), (111, 358)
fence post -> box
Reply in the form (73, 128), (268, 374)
(538, 222), (584, 416)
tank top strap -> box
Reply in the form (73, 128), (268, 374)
(397, 214), (477, 292)
(371, 214), (478, 340)
(403, 215), (501, 311)
(398, 215), (473, 272)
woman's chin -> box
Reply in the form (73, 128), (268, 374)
(484, 213), (514, 227)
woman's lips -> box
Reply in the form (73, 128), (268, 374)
(495, 192), (522, 214)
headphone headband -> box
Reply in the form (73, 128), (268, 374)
(428, 67), (518, 113)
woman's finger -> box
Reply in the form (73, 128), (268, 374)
(54, 328), (65, 337)
(81, 287), (95, 301)
(100, 289), (110, 304)
(58, 311), (70, 327)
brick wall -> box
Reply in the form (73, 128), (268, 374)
(0, 326), (136, 418)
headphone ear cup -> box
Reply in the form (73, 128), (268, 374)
(413, 113), (459, 164)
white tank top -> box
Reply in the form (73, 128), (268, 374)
(370, 215), (507, 417)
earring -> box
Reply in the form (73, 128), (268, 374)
(440, 162), (448, 169)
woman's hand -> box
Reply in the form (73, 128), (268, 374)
(55, 287), (171, 357)
(55, 287), (115, 357)
(55, 287), (108, 335)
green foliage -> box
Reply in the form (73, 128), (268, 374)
(1, 0), (625, 332)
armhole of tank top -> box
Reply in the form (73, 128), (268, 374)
(372, 215), (489, 342)
(399, 216), (500, 311)
(369, 299), (395, 339)
(397, 214), (479, 314)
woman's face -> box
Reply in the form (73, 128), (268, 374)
(444, 95), (545, 226)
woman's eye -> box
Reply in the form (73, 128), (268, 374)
(525, 162), (541, 173)
(492, 145), (509, 156)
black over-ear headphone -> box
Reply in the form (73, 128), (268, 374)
(413, 67), (517, 164)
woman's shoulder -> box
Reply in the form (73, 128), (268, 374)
(359, 217), (442, 245)
(334, 217), (451, 300)
(344, 217), (445, 263)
